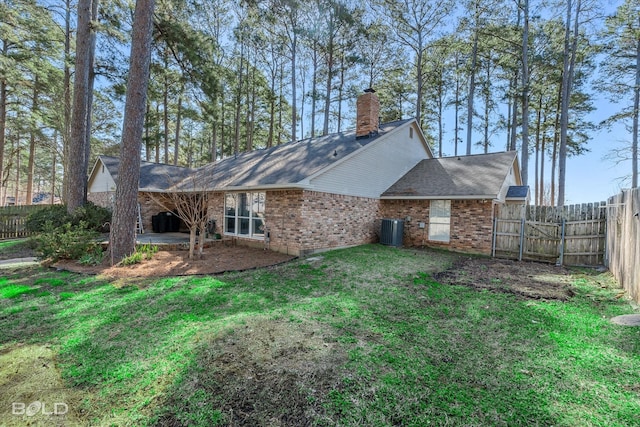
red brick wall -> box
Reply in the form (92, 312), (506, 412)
(261, 190), (380, 256)
(299, 190), (380, 254)
(136, 187), (495, 256)
(380, 199), (495, 255)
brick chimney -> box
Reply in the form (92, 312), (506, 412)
(356, 88), (380, 138)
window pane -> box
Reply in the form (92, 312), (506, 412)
(238, 193), (250, 217)
(429, 200), (451, 242)
(252, 218), (265, 236)
(226, 217), (236, 234)
(225, 194), (237, 216)
(239, 218), (250, 235)
(252, 192), (265, 215)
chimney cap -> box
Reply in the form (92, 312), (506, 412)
(364, 88), (376, 93)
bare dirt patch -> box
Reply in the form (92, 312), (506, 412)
(433, 256), (575, 300)
(0, 343), (84, 427)
(53, 245), (296, 279)
(156, 317), (346, 426)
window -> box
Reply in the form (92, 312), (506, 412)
(224, 192), (265, 238)
(429, 200), (451, 242)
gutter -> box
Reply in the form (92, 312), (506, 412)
(380, 194), (499, 201)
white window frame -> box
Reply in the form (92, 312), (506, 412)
(224, 192), (265, 239)
(429, 200), (451, 243)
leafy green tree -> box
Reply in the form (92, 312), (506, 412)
(376, 0), (455, 129)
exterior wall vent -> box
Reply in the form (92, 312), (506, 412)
(380, 218), (404, 247)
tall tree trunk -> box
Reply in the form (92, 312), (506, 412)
(551, 88), (561, 207)
(278, 61), (284, 144)
(454, 51), (460, 157)
(416, 40), (424, 128)
(14, 142), (20, 204)
(520, 0), (530, 186)
(290, 31), (297, 142)
(267, 77), (276, 148)
(234, 42), (244, 155)
(482, 59), (490, 153)
(323, 37), (334, 136)
(27, 78), (39, 205)
(110, 0), (156, 265)
(51, 139), (57, 204)
(62, 0), (72, 204)
(632, 37), (640, 188)
(83, 0), (99, 204)
(311, 43), (317, 138)
(163, 67), (169, 163)
(174, 94), (182, 165)
(510, 76), (519, 152)
(0, 41), (7, 206)
(211, 124), (217, 162)
(67, 0), (94, 213)
(558, 0), (580, 206)
(337, 57), (345, 133)
(466, 20), (478, 155)
(534, 96), (542, 205)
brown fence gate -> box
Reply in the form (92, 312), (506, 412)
(493, 202), (606, 266)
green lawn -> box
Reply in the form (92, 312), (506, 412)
(0, 244), (638, 426)
(0, 239), (35, 260)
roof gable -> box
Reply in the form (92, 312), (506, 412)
(382, 151), (520, 199)
(92, 155), (196, 191)
(178, 119), (415, 191)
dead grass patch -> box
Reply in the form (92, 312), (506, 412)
(155, 316), (347, 426)
(433, 256), (575, 300)
(0, 343), (84, 426)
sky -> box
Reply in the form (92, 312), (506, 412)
(544, 93), (629, 205)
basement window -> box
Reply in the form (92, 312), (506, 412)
(429, 200), (451, 243)
(224, 192), (265, 238)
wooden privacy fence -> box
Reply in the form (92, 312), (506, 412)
(606, 188), (640, 303)
(0, 205), (46, 240)
(493, 202), (606, 266)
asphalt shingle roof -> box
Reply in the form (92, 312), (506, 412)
(381, 151), (518, 199)
(176, 119), (412, 191)
(98, 155), (196, 191)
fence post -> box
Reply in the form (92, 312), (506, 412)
(492, 216), (497, 257)
(518, 218), (525, 261)
(558, 218), (566, 266)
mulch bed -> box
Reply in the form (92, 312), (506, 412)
(53, 245), (297, 278)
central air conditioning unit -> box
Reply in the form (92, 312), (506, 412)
(380, 219), (404, 247)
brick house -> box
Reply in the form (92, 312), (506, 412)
(88, 90), (525, 256)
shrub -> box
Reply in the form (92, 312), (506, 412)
(31, 221), (101, 261)
(118, 243), (159, 266)
(25, 203), (111, 233)
(72, 202), (112, 232)
(25, 205), (69, 232)
(78, 245), (105, 265)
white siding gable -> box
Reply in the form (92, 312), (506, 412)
(496, 162), (519, 202)
(88, 160), (116, 193)
(306, 122), (431, 198)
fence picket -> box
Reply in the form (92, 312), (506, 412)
(494, 201), (606, 266)
(0, 205), (47, 240)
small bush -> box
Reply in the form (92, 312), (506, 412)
(78, 246), (105, 265)
(73, 202), (112, 232)
(120, 252), (143, 266)
(118, 243), (159, 266)
(25, 205), (69, 232)
(32, 221), (100, 261)
(25, 202), (111, 233)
